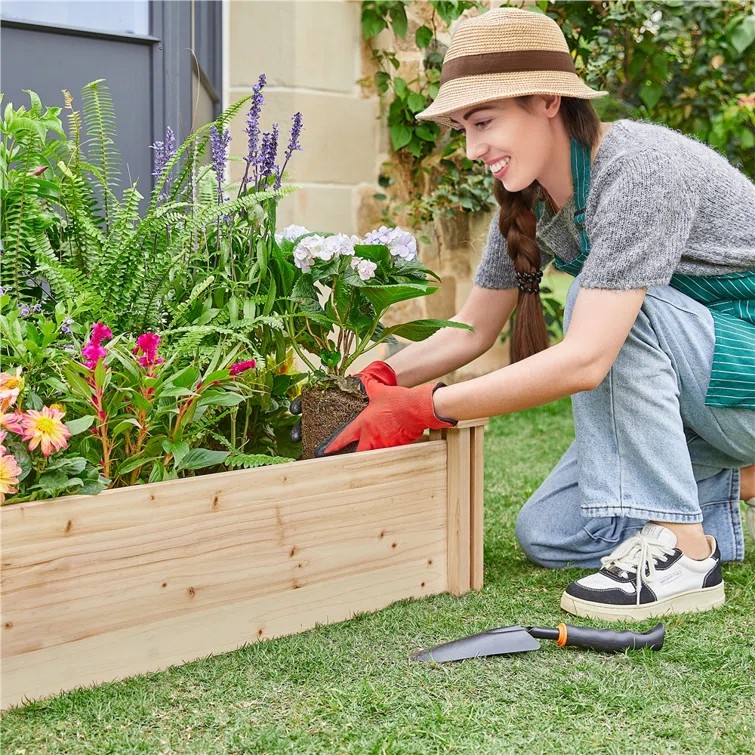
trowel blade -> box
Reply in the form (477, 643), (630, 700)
(411, 625), (541, 662)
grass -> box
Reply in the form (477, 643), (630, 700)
(3, 399), (754, 754)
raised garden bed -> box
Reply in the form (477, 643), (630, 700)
(1, 419), (486, 709)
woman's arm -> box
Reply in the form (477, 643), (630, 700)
(433, 287), (647, 420)
(386, 285), (518, 387)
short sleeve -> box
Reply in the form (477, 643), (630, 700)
(581, 150), (700, 289)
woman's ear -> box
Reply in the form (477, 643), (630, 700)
(540, 94), (562, 118)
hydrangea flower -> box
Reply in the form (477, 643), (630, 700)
(324, 233), (357, 258)
(293, 235), (326, 273)
(363, 225), (418, 261)
(20, 405), (71, 458)
(275, 224), (310, 243)
(350, 256), (377, 281)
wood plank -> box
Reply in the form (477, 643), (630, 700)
(2, 443), (447, 658)
(1, 556), (446, 709)
(469, 424), (486, 590)
(445, 427), (471, 595)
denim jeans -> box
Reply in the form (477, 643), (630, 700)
(515, 278), (754, 568)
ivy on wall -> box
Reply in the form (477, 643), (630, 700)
(362, 0), (754, 230)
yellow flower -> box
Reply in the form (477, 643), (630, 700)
(0, 368), (24, 412)
(20, 406), (71, 458)
(0, 451), (22, 497)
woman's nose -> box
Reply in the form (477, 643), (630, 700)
(466, 136), (486, 162)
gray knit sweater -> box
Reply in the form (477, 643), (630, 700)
(474, 119), (755, 290)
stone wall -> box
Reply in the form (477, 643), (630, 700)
(225, 0), (509, 379)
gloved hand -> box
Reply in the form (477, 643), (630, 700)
(315, 376), (456, 457)
(289, 361), (397, 442)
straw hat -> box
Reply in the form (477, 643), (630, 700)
(416, 7), (607, 128)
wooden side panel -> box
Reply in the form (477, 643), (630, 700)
(445, 428), (471, 596)
(469, 424), (486, 590)
(1, 442), (448, 708)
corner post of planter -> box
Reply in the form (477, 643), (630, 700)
(430, 418), (488, 595)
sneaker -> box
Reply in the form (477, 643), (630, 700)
(745, 498), (755, 541)
(560, 523), (725, 621)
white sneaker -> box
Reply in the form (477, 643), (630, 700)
(560, 523), (725, 622)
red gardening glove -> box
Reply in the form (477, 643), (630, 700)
(289, 361), (396, 443)
(315, 376), (456, 457)
(353, 360), (398, 387)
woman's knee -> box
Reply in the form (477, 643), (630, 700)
(515, 500), (572, 568)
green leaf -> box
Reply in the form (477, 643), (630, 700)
(389, 3), (408, 37)
(65, 415), (96, 436)
(415, 25), (433, 49)
(174, 448), (230, 471)
(393, 78), (408, 98)
(407, 92), (426, 113)
(374, 71), (391, 95)
(380, 319), (472, 342)
(361, 8), (386, 40)
(36, 470), (69, 495)
(389, 123), (412, 150)
(197, 391), (246, 408)
(362, 283), (437, 313)
(115, 456), (161, 476)
(353, 244), (391, 267)
(730, 16), (755, 55)
(639, 83), (664, 111)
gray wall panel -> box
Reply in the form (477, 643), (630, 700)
(1, 26), (155, 196)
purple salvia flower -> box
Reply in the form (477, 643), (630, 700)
(210, 124), (232, 204)
(150, 126), (176, 200)
(277, 112), (303, 189)
(242, 73), (266, 192)
(258, 123), (279, 187)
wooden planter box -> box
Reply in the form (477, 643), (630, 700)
(1, 420), (486, 709)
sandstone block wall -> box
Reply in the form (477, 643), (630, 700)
(225, 0), (509, 378)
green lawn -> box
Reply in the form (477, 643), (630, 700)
(3, 399), (754, 754)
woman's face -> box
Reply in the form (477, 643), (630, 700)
(448, 96), (561, 193)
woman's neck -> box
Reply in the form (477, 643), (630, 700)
(541, 121), (612, 212)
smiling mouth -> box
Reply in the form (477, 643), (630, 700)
(489, 157), (511, 173)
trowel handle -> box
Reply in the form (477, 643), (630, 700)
(530, 622), (665, 652)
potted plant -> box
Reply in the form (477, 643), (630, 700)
(274, 225), (469, 458)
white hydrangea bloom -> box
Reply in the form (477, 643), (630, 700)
(363, 225), (418, 261)
(350, 256), (377, 281)
(275, 224), (310, 243)
(323, 233), (358, 258)
(293, 235), (326, 273)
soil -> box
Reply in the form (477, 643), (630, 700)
(300, 377), (368, 460)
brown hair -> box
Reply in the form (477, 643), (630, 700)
(494, 96), (601, 363)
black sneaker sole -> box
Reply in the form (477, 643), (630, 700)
(560, 583), (725, 622)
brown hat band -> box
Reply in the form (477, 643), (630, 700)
(440, 50), (576, 86)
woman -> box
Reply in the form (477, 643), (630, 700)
(317, 8), (755, 621)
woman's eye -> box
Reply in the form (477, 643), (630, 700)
(474, 120), (492, 130)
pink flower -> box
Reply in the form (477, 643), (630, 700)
(229, 359), (257, 376)
(20, 406), (71, 457)
(0, 451), (22, 497)
(81, 322), (113, 369)
(82, 342), (108, 370)
(90, 323), (113, 345)
(0, 369), (24, 411)
(0, 410), (24, 435)
(134, 332), (164, 369)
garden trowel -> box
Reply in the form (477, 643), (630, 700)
(411, 622), (665, 662)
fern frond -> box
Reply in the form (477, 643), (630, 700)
(225, 452), (294, 469)
(167, 274), (216, 325)
(81, 79), (120, 228)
